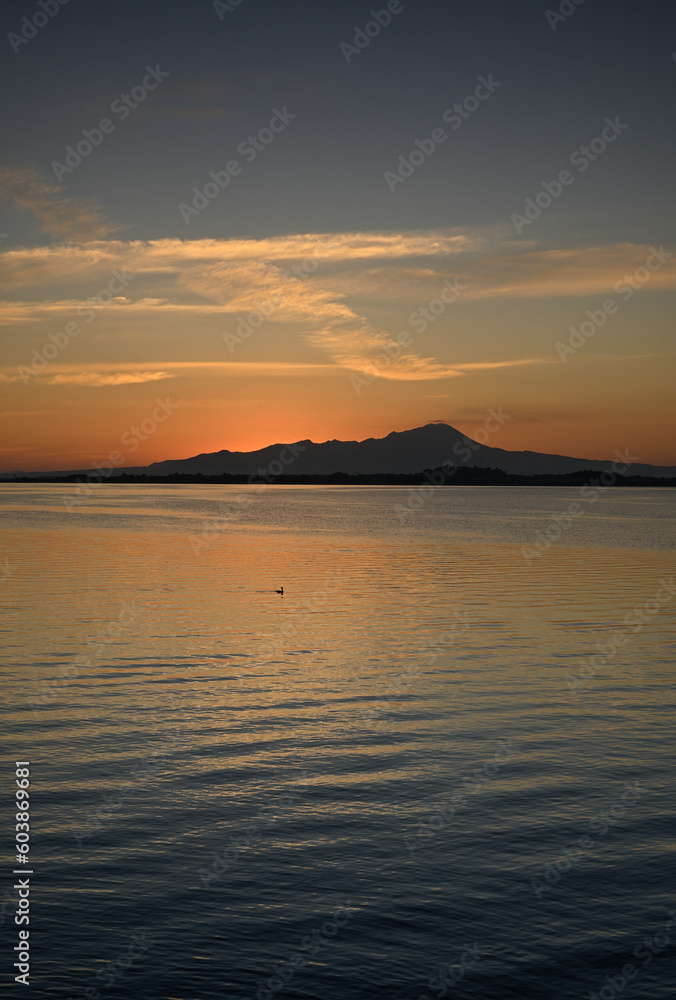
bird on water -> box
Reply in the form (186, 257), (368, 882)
(275, 586), (284, 595)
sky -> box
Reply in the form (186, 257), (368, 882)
(0, 0), (674, 472)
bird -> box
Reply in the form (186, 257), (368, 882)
(275, 586), (284, 596)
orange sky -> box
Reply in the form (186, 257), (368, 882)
(1, 231), (674, 471)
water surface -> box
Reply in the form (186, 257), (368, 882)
(1, 485), (674, 999)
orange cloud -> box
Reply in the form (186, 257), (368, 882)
(48, 371), (173, 386)
(1, 234), (673, 387)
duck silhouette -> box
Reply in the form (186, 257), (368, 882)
(275, 586), (284, 596)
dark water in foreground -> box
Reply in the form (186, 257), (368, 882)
(0, 485), (675, 1000)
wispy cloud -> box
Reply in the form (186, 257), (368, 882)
(466, 243), (675, 298)
(1, 233), (672, 385)
(0, 166), (119, 242)
(0, 230), (489, 381)
(331, 243), (675, 302)
(48, 371), (173, 387)
(452, 358), (549, 371)
(0, 369), (175, 386)
(0, 361), (338, 383)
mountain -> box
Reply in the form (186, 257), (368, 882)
(111, 423), (675, 479)
(5, 423), (674, 481)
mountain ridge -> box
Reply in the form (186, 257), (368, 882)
(8, 422), (673, 480)
(124, 422), (675, 479)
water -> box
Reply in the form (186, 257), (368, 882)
(1, 485), (674, 1000)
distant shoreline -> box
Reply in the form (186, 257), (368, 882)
(2, 469), (675, 487)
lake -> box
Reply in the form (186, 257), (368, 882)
(1, 484), (674, 1000)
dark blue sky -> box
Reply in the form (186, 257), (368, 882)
(2, 0), (675, 244)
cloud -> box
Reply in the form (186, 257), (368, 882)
(329, 243), (675, 302)
(466, 243), (675, 299)
(0, 362), (338, 385)
(0, 166), (118, 242)
(183, 257), (478, 379)
(0, 229), (490, 381)
(452, 358), (549, 371)
(47, 371), (173, 387)
(1, 233), (672, 384)
(0, 230), (482, 296)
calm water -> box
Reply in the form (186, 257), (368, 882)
(1, 485), (675, 1000)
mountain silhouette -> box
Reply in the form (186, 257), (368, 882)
(113, 423), (675, 479)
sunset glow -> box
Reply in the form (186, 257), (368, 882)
(1, 2), (674, 472)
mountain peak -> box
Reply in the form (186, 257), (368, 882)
(36, 424), (675, 481)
